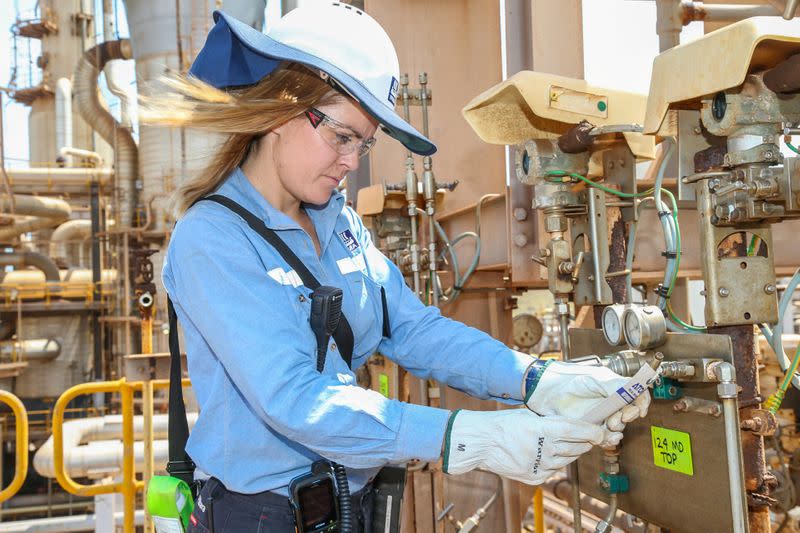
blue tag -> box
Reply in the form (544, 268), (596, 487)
(338, 229), (360, 253)
(616, 387), (635, 404)
(388, 77), (399, 106)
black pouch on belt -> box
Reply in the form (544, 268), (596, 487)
(370, 466), (406, 533)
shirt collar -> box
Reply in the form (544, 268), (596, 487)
(215, 167), (345, 242)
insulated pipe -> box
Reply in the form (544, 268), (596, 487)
(59, 148), (103, 168)
(0, 509), (145, 532)
(33, 413), (198, 478)
(50, 219), (92, 264)
(74, 39), (138, 227)
(0, 252), (61, 282)
(0, 195), (71, 220)
(0, 218), (62, 243)
(55, 78), (73, 166)
(5, 167), (113, 187)
(0, 339), (61, 362)
(683, 2), (779, 21)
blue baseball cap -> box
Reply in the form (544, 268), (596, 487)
(189, 5), (436, 156)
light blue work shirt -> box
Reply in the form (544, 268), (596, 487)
(163, 167), (535, 494)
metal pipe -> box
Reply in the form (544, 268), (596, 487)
(0, 339), (61, 362)
(55, 78), (73, 166)
(0, 195), (71, 220)
(0, 251), (61, 282)
(685, 2), (779, 21)
(5, 167), (113, 187)
(34, 412), (198, 478)
(533, 488), (544, 533)
(0, 509), (145, 532)
(594, 493), (617, 533)
(587, 191), (604, 302)
(0, 218), (63, 243)
(785, 0), (799, 19)
(50, 219), (92, 265)
(554, 296), (581, 532)
(73, 39), (137, 227)
(91, 183), (102, 381)
(713, 362), (748, 533)
(59, 147), (102, 168)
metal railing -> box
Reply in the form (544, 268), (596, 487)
(0, 390), (29, 503)
(51, 378), (191, 533)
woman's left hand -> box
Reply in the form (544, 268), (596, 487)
(523, 360), (651, 432)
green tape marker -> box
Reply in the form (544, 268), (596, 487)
(379, 373), (389, 398)
(147, 475), (194, 532)
(651, 425), (693, 476)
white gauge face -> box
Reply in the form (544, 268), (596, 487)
(624, 311), (642, 348)
(602, 305), (625, 346)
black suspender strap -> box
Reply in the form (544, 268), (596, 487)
(201, 194), (357, 368)
(165, 296), (196, 488)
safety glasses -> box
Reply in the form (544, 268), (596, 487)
(305, 108), (377, 158)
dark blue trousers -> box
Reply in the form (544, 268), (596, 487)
(187, 476), (374, 533)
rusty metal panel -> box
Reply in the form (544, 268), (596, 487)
(570, 329), (742, 533)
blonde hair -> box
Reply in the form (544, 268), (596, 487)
(140, 63), (340, 215)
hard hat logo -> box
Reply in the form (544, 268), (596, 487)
(388, 77), (399, 106)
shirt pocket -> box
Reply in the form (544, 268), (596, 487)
(340, 263), (384, 364)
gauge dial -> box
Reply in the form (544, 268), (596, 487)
(622, 305), (667, 350)
(601, 304), (626, 346)
(513, 314), (544, 350)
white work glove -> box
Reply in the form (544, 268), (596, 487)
(442, 409), (620, 485)
(523, 359), (651, 432)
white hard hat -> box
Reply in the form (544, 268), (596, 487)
(189, 3), (436, 156)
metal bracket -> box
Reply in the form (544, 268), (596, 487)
(697, 185), (778, 326)
(571, 190), (612, 305)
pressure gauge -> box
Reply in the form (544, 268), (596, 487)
(512, 314), (544, 350)
(622, 305), (667, 350)
(601, 304), (627, 346)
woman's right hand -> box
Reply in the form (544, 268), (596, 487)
(442, 408), (620, 485)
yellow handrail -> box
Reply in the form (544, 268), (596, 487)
(51, 377), (193, 533)
(52, 379), (141, 533)
(0, 390), (28, 503)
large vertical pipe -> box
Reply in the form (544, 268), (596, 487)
(91, 183), (102, 381)
(55, 78), (73, 166)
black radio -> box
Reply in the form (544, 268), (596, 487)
(289, 461), (340, 533)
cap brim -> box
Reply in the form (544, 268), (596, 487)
(189, 10), (437, 156)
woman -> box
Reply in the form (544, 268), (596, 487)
(150, 4), (649, 532)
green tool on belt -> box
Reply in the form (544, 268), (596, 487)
(147, 476), (194, 532)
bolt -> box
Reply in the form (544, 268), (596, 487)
(513, 234), (528, 247)
(674, 400), (688, 412)
(710, 404), (722, 417)
(765, 284), (776, 294)
(718, 287), (730, 297)
(513, 207), (528, 221)
(763, 151), (774, 159)
(609, 161), (615, 169)
(618, 159), (626, 168)
(741, 419), (756, 430)
(693, 126), (702, 134)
